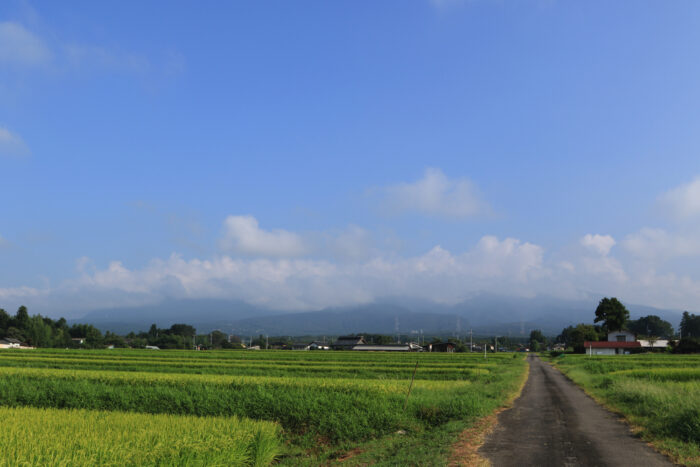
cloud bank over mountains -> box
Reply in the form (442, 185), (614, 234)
(2, 170), (700, 317)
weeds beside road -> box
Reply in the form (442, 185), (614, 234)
(547, 353), (700, 466)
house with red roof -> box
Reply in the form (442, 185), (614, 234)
(584, 330), (641, 355)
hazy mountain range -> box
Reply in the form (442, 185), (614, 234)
(72, 294), (685, 337)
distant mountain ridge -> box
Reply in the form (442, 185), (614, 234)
(73, 294), (685, 337)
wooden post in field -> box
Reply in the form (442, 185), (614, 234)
(403, 361), (419, 411)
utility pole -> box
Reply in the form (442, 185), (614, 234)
(395, 316), (400, 344)
(470, 329), (473, 353)
(266, 335), (269, 350)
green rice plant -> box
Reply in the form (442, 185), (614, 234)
(0, 354), (490, 380)
(0, 406), (281, 466)
(0, 349), (528, 465)
(0, 356), (521, 444)
(611, 368), (700, 382)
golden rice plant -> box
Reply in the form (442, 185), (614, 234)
(0, 406), (280, 466)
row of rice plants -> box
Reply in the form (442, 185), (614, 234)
(0, 406), (280, 466)
(12, 347), (498, 365)
(0, 354), (492, 379)
(0, 350), (495, 369)
(550, 354), (700, 466)
(570, 354), (700, 374)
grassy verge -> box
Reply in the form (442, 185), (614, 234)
(547, 353), (700, 466)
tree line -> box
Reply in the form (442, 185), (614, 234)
(0, 306), (245, 350)
(554, 297), (700, 353)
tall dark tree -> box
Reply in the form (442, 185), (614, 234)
(169, 324), (196, 338)
(626, 315), (674, 338)
(0, 308), (10, 333)
(14, 305), (29, 329)
(558, 323), (603, 353)
(680, 311), (700, 338)
(594, 297), (629, 332)
(529, 329), (545, 351)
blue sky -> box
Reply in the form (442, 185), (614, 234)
(2, 1), (700, 316)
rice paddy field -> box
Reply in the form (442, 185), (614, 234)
(549, 353), (700, 466)
(0, 348), (527, 466)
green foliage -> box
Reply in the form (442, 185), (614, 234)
(529, 329), (545, 351)
(672, 337), (700, 354)
(0, 306), (107, 348)
(594, 297), (630, 332)
(627, 315), (674, 338)
(14, 306), (29, 329)
(680, 311), (700, 338)
(0, 308), (10, 331)
(557, 323), (602, 353)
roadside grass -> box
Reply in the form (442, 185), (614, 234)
(548, 354), (700, 466)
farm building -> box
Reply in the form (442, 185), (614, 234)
(351, 343), (423, 352)
(309, 341), (330, 350)
(585, 330), (670, 355)
(584, 341), (641, 355)
(293, 341), (330, 351)
(637, 339), (669, 349)
(424, 342), (456, 352)
(607, 330), (636, 342)
(331, 336), (366, 350)
(0, 338), (21, 349)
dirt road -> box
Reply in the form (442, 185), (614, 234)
(478, 354), (672, 466)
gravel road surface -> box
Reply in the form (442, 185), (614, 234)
(478, 354), (673, 467)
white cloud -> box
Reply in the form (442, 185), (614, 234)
(580, 256), (628, 283)
(0, 22), (51, 66)
(327, 225), (373, 261)
(658, 176), (700, 221)
(0, 127), (29, 157)
(0, 286), (42, 302)
(0, 21), (173, 77)
(4, 229), (700, 315)
(62, 43), (150, 74)
(581, 234), (616, 256)
(467, 236), (544, 281)
(32, 235), (546, 313)
(6, 211), (700, 315)
(219, 215), (307, 257)
(623, 227), (700, 261)
(382, 168), (490, 218)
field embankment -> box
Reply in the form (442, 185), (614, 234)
(549, 353), (700, 466)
